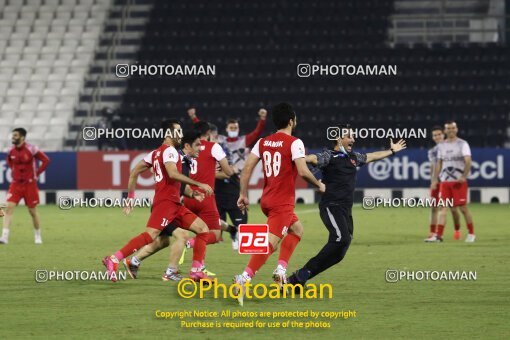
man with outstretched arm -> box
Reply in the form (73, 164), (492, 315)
(288, 124), (406, 286)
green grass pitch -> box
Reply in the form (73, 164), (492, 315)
(0, 203), (509, 339)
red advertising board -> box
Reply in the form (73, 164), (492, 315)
(76, 151), (308, 190)
(77, 152), (154, 189)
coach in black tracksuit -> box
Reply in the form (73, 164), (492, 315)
(288, 125), (407, 285)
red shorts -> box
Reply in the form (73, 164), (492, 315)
(439, 181), (468, 207)
(261, 205), (299, 239)
(430, 187), (440, 201)
(7, 182), (40, 208)
(146, 202), (197, 231)
(183, 196), (220, 230)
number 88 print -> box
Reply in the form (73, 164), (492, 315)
(262, 151), (281, 177)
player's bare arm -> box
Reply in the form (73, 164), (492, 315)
(218, 157), (234, 177)
(431, 159), (443, 190)
(215, 171), (230, 180)
(295, 157), (325, 193)
(305, 154), (318, 165)
(366, 139), (407, 163)
(183, 184), (205, 202)
(123, 160), (151, 215)
(164, 161), (213, 196)
(459, 156), (472, 183)
(126, 160), (150, 194)
(237, 152), (259, 211)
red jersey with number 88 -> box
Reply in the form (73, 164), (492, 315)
(143, 144), (182, 205)
(251, 132), (306, 209)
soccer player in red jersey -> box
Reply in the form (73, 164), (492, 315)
(233, 103), (325, 306)
(188, 107), (267, 249)
(102, 120), (215, 282)
(123, 128), (233, 281)
(180, 121), (234, 263)
(122, 132), (205, 281)
(0, 128), (50, 245)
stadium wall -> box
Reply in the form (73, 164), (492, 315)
(0, 149), (508, 204)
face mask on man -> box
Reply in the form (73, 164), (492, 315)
(227, 130), (239, 138)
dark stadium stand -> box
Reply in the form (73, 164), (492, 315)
(78, 0), (510, 149)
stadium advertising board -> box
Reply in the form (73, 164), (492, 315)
(0, 152), (76, 190)
(355, 148), (509, 188)
(0, 149), (507, 190)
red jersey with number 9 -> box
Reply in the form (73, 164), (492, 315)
(251, 132), (306, 209)
(143, 144), (182, 205)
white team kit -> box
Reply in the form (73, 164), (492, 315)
(436, 138), (471, 182)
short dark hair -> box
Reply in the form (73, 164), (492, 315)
(338, 123), (352, 136)
(194, 121), (211, 137)
(272, 102), (295, 129)
(12, 127), (27, 137)
(161, 119), (181, 131)
(431, 125), (443, 132)
(444, 120), (456, 126)
(209, 123), (218, 132)
(226, 119), (238, 126)
(181, 131), (201, 148)
(332, 123), (352, 147)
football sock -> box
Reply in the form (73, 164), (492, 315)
(278, 233), (301, 269)
(454, 223), (460, 231)
(114, 232), (153, 261)
(429, 224), (436, 233)
(467, 223), (474, 234)
(188, 232), (218, 248)
(34, 229), (41, 238)
(436, 224), (445, 237)
(1, 228), (9, 241)
(244, 243), (275, 279)
(227, 225), (237, 241)
(191, 232), (208, 267)
(206, 232), (218, 244)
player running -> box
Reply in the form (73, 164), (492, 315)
(429, 121), (476, 243)
(288, 124), (406, 286)
(425, 126), (461, 242)
(233, 103), (325, 306)
(180, 121), (234, 262)
(123, 132), (203, 281)
(0, 128), (50, 245)
(188, 107), (267, 249)
(125, 124), (235, 280)
(102, 120), (215, 282)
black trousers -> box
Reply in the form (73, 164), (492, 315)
(303, 204), (353, 280)
(216, 197), (247, 228)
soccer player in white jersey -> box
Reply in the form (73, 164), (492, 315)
(425, 126), (461, 241)
(430, 121), (476, 243)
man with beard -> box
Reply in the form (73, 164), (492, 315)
(1, 128), (50, 245)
